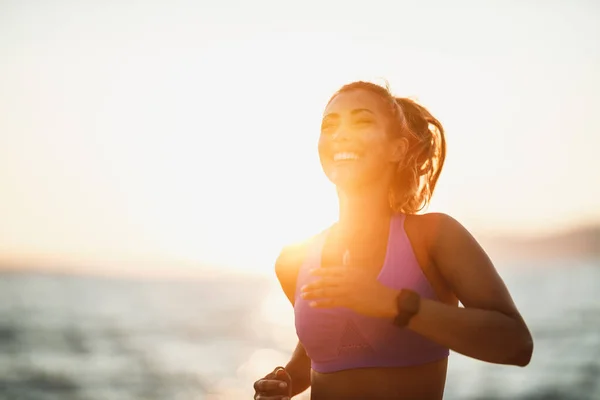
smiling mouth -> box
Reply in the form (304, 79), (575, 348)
(333, 152), (361, 161)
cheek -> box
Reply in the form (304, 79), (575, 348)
(361, 136), (390, 164)
(317, 135), (326, 152)
(362, 129), (388, 150)
(317, 136), (330, 161)
(362, 140), (396, 178)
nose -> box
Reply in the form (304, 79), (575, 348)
(331, 126), (352, 142)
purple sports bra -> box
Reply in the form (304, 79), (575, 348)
(294, 214), (449, 373)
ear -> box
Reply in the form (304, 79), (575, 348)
(389, 137), (408, 163)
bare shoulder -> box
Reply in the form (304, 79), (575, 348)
(407, 211), (458, 229)
(275, 232), (321, 276)
(406, 212), (474, 250)
(275, 228), (330, 304)
(411, 214), (524, 319)
(403, 213), (463, 304)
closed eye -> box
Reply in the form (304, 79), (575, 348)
(321, 121), (337, 132)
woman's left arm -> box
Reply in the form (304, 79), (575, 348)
(406, 213), (534, 366)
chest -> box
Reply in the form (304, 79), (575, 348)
(320, 223), (391, 271)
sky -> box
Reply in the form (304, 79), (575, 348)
(1, 0), (599, 274)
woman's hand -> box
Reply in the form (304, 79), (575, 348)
(300, 266), (398, 319)
(253, 367), (292, 400)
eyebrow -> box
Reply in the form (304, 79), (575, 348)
(322, 108), (375, 120)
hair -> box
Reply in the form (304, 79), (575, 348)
(327, 81), (446, 214)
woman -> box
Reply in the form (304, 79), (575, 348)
(253, 81), (533, 400)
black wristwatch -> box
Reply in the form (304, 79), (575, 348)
(392, 289), (421, 327)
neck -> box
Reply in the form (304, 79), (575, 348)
(337, 183), (392, 234)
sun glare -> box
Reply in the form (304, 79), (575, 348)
(3, 8), (598, 280)
(100, 69), (340, 275)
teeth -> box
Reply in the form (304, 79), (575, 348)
(333, 152), (360, 161)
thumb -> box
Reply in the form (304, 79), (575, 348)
(275, 368), (292, 395)
(275, 367), (292, 384)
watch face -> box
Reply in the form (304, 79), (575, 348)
(394, 290), (421, 327)
(400, 290), (420, 314)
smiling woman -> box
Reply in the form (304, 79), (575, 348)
(252, 81), (533, 400)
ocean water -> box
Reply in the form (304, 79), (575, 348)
(0, 259), (599, 400)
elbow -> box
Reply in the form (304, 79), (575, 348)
(517, 337), (534, 367)
(509, 332), (534, 367)
(500, 313), (534, 367)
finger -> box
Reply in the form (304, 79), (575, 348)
(264, 367), (280, 380)
(301, 286), (344, 300)
(309, 267), (346, 277)
(254, 379), (288, 393)
(259, 366), (286, 383)
(275, 368), (291, 383)
(255, 395), (290, 400)
(301, 277), (339, 292)
(309, 298), (340, 308)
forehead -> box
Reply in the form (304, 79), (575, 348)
(324, 89), (390, 118)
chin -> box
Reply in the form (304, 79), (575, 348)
(326, 168), (390, 195)
(329, 174), (369, 194)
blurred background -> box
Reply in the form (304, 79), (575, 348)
(1, 0), (599, 399)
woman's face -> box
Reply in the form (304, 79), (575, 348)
(318, 89), (405, 192)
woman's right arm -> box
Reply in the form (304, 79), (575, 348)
(274, 244), (312, 396)
(283, 341), (311, 396)
(254, 244), (313, 399)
